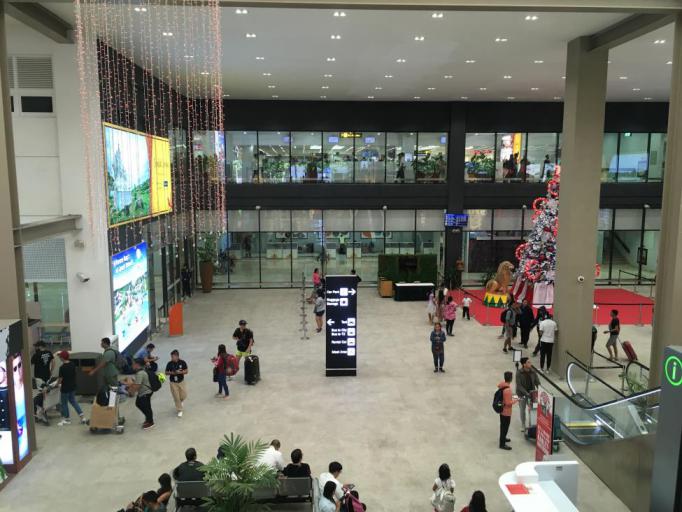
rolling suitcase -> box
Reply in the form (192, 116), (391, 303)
(245, 355), (260, 385)
(621, 340), (638, 362)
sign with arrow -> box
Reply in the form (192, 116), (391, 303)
(325, 275), (358, 376)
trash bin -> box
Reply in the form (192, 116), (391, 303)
(71, 352), (101, 396)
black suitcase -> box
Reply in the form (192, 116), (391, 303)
(245, 355), (260, 385)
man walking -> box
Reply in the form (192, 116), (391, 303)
(604, 309), (621, 361)
(31, 341), (54, 383)
(515, 357), (539, 431)
(461, 295), (472, 320)
(88, 337), (119, 388)
(538, 314), (558, 373)
(497, 371), (518, 450)
(502, 302), (518, 353)
(165, 349), (188, 418)
(233, 320), (254, 363)
(517, 299), (535, 348)
(56, 351), (86, 426)
(126, 358), (155, 430)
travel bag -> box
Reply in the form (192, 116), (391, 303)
(245, 354), (260, 385)
(620, 340), (638, 362)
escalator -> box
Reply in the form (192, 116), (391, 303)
(535, 360), (660, 511)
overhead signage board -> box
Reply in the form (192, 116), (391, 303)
(325, 275), (358, 377)
(444, 213), (469, 228)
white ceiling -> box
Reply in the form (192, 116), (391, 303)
(40, 4), (674, 102)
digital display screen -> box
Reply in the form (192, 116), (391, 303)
(444, 213), (469, 228)
(112, 242), (149, 351)
(0, 355), (11, 464)
(440, 136), (447, 144)
(364, 137), (375, 144)
(328, 136), (339, 144)
(104, 123), (173, 225)
(325, 275), (358, 376)
(12, 355), (27, 461)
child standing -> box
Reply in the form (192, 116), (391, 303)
(57, 351), (86, 426)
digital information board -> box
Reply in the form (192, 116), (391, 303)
(444, 213), (468, 228)
(325, 275), (358, 377)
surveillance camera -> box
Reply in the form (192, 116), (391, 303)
(76, 272), (90, 283)
(577, 275), (585, 283)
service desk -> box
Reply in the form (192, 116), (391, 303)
(499, 461), (579, 512)
(393, 282), (434, 301)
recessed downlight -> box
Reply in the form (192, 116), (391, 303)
(619, 76), (628, 80)
(396, 58), (406, 63)
(384, 74), (393, 78)
(256, 56), (265, 60)
(461, 96), (469, 99)
(495, 37), (508, 42)
(134, 6), (147, 12)
(320, 95), (327, 99)
(326, 57), (336, 62)
(367, 95), (375, 99)
(525, 15), (538, 21)
(465, 59), (476, 64)
(162, 31), (173, 37)
(414, 36), (425, 41)
(427, 87), (436, 90)
(323, 74), (334, 78)
(503, 75), (512, 79)
(667, 60), (673, 65)
(507, 96), (516, 100)
(533, 60), (544, 64)
(479, 87), (487, 91)
(331, 34), (342, 40)
(262, 72), (272, 76)
(632, 87), (641, 91)
(374, 86), (383, 90)
(333, 11), (346, 17)
(414, 96), (421, 99)
(245, 33), (256, 38)
(235, 8), (248, 14)
(654, 39), (666, 44)
(443, 75), (453, 79)
(644, 97), (653, 100)
(271, 95), (279, 98)
(431, 12), (444, 18)
(530, 87), (539, 91)
(267, 85), (276, 89)
(553, 96), (562, 100)
(200, 71), (209, 75)
(321, 85), (330, 89)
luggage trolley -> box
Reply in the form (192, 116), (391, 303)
(87, 386), (125, 434)
(523, 390), (561, 452)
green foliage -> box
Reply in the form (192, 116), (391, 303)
(108, 180), (151, 225)
(467, 151), (495, 178)
(378, 254), (438, 283)
(0, 464), (6, 482)
(198, 233), (218, 263)
(201, 433), (278, 512)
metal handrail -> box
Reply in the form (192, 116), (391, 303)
(564, 355), (626, 398)
(617, 269), (656, 298)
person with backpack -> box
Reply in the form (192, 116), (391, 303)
(502, 303), (518, 353)
(211, 344), (230, 400)
(495, 371), (518, 450)
(232, 320), (254, 363)
(431, 463), (456, 512)
(126, 358), (156, 430)
(88, 337), (120, 388)
(165, 349), (188, 418)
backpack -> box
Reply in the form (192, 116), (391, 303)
(492, 387), (505, 414)
(431, 485), (456, 512)
(500, 309), (508, 323)
(105, 348), (130, 373)
(346, 493), (366, 512)
(226, 354), (239, 376)
(145, 369), (162, 392)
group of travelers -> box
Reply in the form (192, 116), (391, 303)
(425, 289), (474, 373)
(309, 267), (362, 334)
(500, 300), (557, 372)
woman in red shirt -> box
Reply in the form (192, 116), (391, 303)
(443, 296), (457, 336)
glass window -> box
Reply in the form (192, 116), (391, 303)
(417, 232), (443, 259)
(522, 208), (534, 230)
(614, 209), (642, 230)
(354, 209), (384, 231)
(464, 209), (492, 231)
(464, 231), (494, 276)
(465, 133), (495, 183)
(291, 132), (322, 183)
(292, 209), (323, 232)
(596, 231), (613, 282)
(416, 210), (443, 231)
(525, 133), (558, 183)
(496, 133), (526, 182)
(323, 131), (354, 183)
(324, 230), (353, 275)
(353, 231), (383, 278)
(260, 232), (292, 285)
(598, 209), (614, 230)
(618, 133), (648, 182)
(387, 132), (417, 183)
(641, 230), (659, 279)
(228, 210), (258, 231)
(226, 131), (258, 183)
(292, 231), (323, 284)
(493, 230), (523, 268)
(260, 210), (291, 231)
(228, 232), (259, 284)
(611, 229), (641, 280)
(648, 133), (666, 181)
(494, 210), (522, 231)
(644, 209), (661, 230)
(258, 131), (290, 183)
(416, 133), (447, 183)
(355, 132), (386, 183)
(602, 133), (618, 182)
(386, 232), (415, 255)
(324, 210), (353, 231)
(386, 210), (415, 231)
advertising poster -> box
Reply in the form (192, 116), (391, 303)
(536, 385), (555, 461)
(0, 356), (11, 465)
(104, 124), (151, 226)
(151, 137), (173, 215)
(11, 355), (27, 461)
(112, 242), (149, 352)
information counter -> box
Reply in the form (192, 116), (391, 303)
(393, 282), (434, 301)
(499, 461), (579, 512)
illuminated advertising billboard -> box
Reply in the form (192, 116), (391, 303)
(111, 242), (149, 351)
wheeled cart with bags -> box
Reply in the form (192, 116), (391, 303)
(87, 387), (125, 434)
(523, 391), (561, 452)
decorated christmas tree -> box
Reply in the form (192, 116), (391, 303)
(512, 168), (561, 307)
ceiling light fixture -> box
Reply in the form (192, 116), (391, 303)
(134, 6), (147, 12)
(245, 33), (256, 38)
(632, 87), (641, 91)
(531, 87), (539, 91)
(644, 97), (653, 100)
(321, 85), (330, 89)
(667, 60), (673, 65)
(465, 59), (476, 64)
(427, 87), (436, 90)
(495, 37), (508, 42)
(414, 36), (425, 41)
(326, 57), (336, 62)
(654, 39), (666, 44)
(375, 86), (383, 90)
(331, 34), (342, 40)
(507, 96), (516, 100)
(333, 11), (346, 17)
(235, 8), (248, 14)
(414, 96), (421, 99)
(320, 95), (327, 99)
(525, 15), (538, 21)
(272, 95), (279, 98)
(503, 75), (512, 79)
(324, 74), (333, 78)
(561, 76), (566, 79)
(367, 95), (375, 99)
(461, 96), (469, 99)
(384, 74), (393, 78)
(431, 12), (443, 18)
(223, 94), (230, 97)
(479, 87), (487, 91)
(200, 71), (209, 75)
(262, 72), (272, 76)
(184, 55), (194, 59)
(396, 58), (406, 63)
(267, 85), (276, 89)
(162, 31), (173, 37)
(533, 60), (544, 64)
(619, 76), (628, 80)
(255, 56), (265, 60)
(553, 96), (562, 100)
(443, 75), (453, 79)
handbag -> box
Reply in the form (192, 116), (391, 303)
(212, 366), (219, 382)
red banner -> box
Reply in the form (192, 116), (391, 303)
(535, 385), (555, 461)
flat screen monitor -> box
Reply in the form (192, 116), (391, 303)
(111, 242), (150, 351)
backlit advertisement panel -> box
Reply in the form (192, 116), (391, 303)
(112, 242), (149, 351)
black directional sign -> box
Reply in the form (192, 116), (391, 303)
(325, 275), (358, 377)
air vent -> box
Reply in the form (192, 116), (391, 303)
(7, 58), (15, 88)
(15, 57), (53, 89)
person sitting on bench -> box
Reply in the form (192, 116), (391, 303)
(282, 448), (311, 478)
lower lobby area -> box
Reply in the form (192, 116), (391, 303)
(2, 289), (637, 511)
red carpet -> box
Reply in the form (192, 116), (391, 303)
(451, 288), (654, 326)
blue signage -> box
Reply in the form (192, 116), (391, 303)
(364, 137), (375, 144)
(444, 213), (468, 228)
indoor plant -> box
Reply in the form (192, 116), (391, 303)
(201, 433), (278, 512)
(198, 233), (218, 293)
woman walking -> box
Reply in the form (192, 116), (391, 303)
(431, 463), (456, 512)
(430, 322), (447, 373)
(314, 288), (326, 333)
(211, 344), (230, 400)
(443, 296), (457, 336)
(426, 288), (437, 324)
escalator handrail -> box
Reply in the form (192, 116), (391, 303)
(625, 358), (650, 373)
(531, 364), (661, 412)
(564, 358), (626, 398)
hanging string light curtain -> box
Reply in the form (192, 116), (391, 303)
(74, 0), (225, 255)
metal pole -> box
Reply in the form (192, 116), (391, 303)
(638, 303), (643, 326)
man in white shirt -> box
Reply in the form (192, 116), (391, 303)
(538, 315), (558, 373)
(461, 296), (472, 320)
(319, 461), (345, 500)
(258, 439), (286, 472)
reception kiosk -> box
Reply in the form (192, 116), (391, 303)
(499, 460), (579, 512)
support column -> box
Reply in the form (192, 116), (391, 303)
(444, 103), (466, 286)
(554, 37), (608, 375)
(650, 13), (682, 388)
(0, 5), (36, 452)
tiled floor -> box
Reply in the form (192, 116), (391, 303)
(2, 289), (637, 512)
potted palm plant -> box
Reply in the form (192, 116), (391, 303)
(201, 433), (278, 511)
(198, 234), (218, 293)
